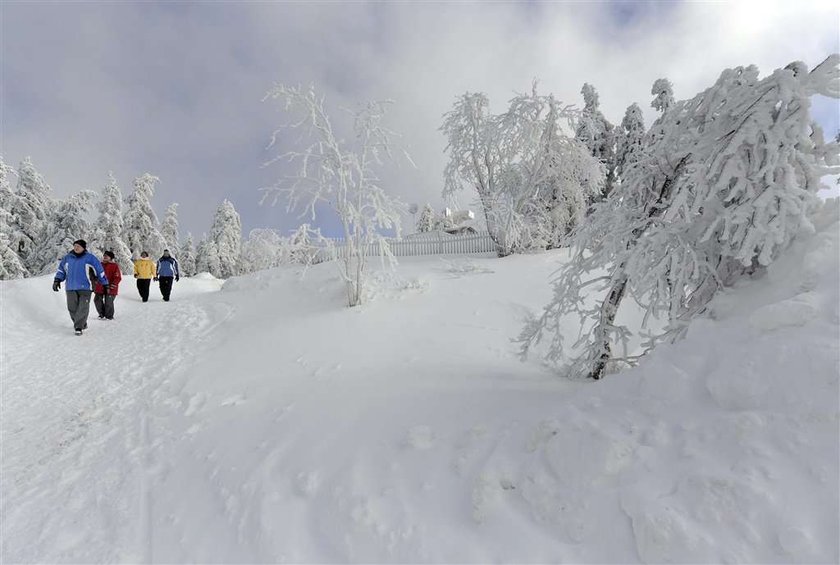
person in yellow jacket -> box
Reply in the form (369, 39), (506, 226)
(133, 251), (156, 302)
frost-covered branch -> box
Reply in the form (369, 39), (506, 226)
(521, 55), (840, 379)
(263, 84), (408, 307)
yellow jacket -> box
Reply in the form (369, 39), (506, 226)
(134, 258), (156, 279)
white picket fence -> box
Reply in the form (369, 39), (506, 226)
(313, 231), (498, 263)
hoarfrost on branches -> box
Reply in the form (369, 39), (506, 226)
(10, 157), (53, 273)
(240, 228), (283, 274)
(0, 159), (26, 279)
(575, 83), (617, 199)
(37, 191), (96, 271)
(93, 172), (133, 272)
(207, 199), (242, 279)
(262, 84), (408, 307)
(123, 173), (166, 259)
(161, 203), (181, 258)
(615, 103), (646, 186)
(180, 232), (197, 277)
(416, 203), (435, 233)
(195, 237), (221, 278)
(520, 55), (840, 380)
(442, 84), (604, 256)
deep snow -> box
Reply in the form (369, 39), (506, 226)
(2, 202), (838, 563)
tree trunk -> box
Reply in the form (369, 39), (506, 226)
(586, 267), (629, 380)
(584, 155), (689, 379)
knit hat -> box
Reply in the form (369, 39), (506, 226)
(73, 239), (87, 249)
(103, 250), (115, 260)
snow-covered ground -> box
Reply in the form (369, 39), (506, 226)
(2, 203), (838, 563)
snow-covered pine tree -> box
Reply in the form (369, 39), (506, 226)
(10, 157), (53, 273)
(160, 203), (181, 258)
(179, 232), (197, 277)
(93, 172), (133, 272)
(262, 84), (407, 307)
(575, 83), (617, 199)
(520, 55), (840, 380)
(0, 159), (25, 279)
(0, 210), (25, 280)
(36, 191), (96, 271)
(442, 85), (603, 255)
(123, 173), (166, 259)
(614, 103), (646, 186)
(207, 200), (242, 279)
(0, 156), (18, 216)
(650, 78), (675, 113)
(416, 204), (435, 233)
(195, 237), (221, 278)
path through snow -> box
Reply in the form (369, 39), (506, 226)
(2, 277), (228, 562)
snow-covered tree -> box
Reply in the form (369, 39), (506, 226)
(10, 157), (53, 273)
(520, 55), (840, 380)
(207, 200), (242, 278)
(195, 237), (221, 278)
(416, 203), (435, 233)
(442, 85), (603, 255)
(262, 84), (408, 307)
(614, 103), (646, 185)
(0, 213), (25, 280)
(92, 172), (133, 272)
(123, 173), (165, 259)
(282, 223), (325, 266)
(240, 228), (283, 274)
(650, 78), (675, 113)
(36, 191), (96, 272)
(0, 157), (17, 213)
(160, 203), (181, 258)
(0, 159), (25, 279)
(575, 83), (617, 199)
(179, 232), (197, 277)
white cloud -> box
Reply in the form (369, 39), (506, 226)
(3, 1), (838, 237)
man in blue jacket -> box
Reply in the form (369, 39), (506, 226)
(53, 239), (109, 335)
(155, 249), (180, 302)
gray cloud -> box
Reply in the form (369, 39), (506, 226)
(3, 1), (838, 239)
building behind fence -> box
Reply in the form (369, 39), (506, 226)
(313, 231), (497, 263)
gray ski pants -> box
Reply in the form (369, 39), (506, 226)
(66, 290), (92, 330)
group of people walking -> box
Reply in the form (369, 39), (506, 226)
(52, 239), (181, 335)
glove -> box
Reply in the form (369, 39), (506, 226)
(153, 277), (159, 282)
(52, 279), (61, 292)
(175, 276), (180, 282)
(103, 284), (110, 295)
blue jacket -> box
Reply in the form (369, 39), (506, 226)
(156, 256), (179, 278)
(55, 251), (109, 291)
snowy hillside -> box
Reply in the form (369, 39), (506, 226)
(2, 202), (838, 563)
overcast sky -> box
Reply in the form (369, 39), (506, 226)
(2, 1), (839, 239)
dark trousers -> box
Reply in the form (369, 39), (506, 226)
(137, 278), (151, 302)
(94, 293), (116, 319)
(159, 276), (174, 301)
(65, 290), (92, 330)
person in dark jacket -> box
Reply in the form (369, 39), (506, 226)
(94, 250), (123, 320)
(155, 249), (180, 302)
(53, 239), (109, 335)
